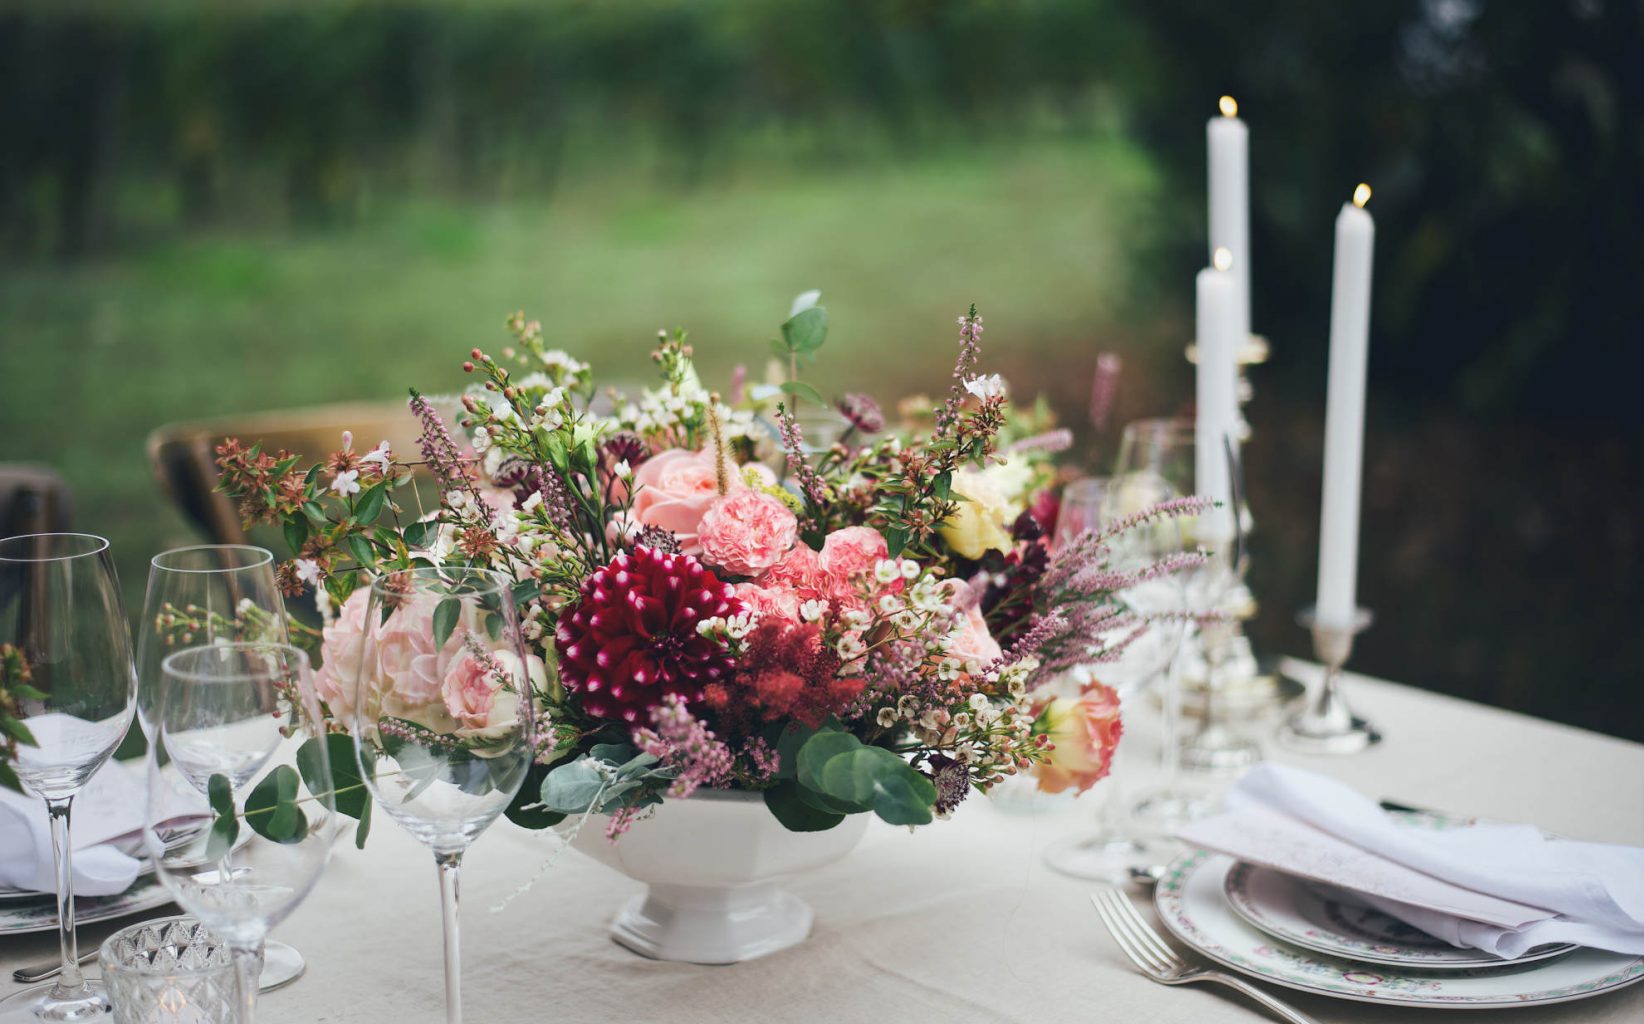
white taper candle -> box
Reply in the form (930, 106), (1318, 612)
(1195, 249), (1240, 540)
(1208, 96), (1250, 342)
(1316, 184), (1376, 628)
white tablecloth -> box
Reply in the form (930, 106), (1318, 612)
(5, 668), (1643, 1023)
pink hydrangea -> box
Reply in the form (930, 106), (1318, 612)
(698, 489), (799, 577)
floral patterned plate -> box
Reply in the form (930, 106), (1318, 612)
(1224, 861), (1579, 970)
(1157, 851), (1644, 1009)
(0, 875), (174, 936)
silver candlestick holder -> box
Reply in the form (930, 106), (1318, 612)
(1278, 606), (1379, 754)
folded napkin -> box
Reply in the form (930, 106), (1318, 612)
(1177, 763), (1644, 957)
(0, 760), (154, 897)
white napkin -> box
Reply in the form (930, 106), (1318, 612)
(1177, 763), (1644, 957)
(0, 760), (152, 897)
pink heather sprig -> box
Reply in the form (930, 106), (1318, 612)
(633, 693), (735, 800)
(1009, 428), (1073, 455)
(409, 389), (481, 507)
(937, 306), (985, 434)
(775, 404), (827, 511)
(1089, 353), (1122, 432)
(536, 466), (577, 533)
(743, 736), (780, 782)
(1092, 495), (1218, 546)
(995, 609), (1068, 668)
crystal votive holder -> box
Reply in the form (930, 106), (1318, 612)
(100, 916), (237, 1024)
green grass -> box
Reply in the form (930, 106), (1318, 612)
(0, 134), (1170, 617)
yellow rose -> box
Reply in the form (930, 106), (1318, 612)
(937, 462), (1031, 559)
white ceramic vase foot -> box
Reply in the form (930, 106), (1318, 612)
(567, 790), (868, 965)
(611, 883), (813, 964)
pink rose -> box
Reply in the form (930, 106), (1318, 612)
(734, 582), (802, 626)
(375, 595), (448, 707)
(314, 588), (371, 717)
(943, 579), (1003, 667)
(1031, 680), (1123, 796)
(698, 490), (799, 577)
(629, 449), (741, 555)
(442, 649), (541, 740)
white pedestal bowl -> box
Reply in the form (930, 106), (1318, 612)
(566, 790), (869, 964)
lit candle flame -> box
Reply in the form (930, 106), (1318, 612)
(1219, 95), (1238, 118)
(1353, 183), (1372, 208)
(1213, 247), (1233, 271)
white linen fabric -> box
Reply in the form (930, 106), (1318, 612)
(3, 671), (1641, 1023)
(1200, 761), (1644, 957)
(0, 761), (149, 897)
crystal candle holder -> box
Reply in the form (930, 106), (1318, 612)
(100, 916), (238, 1024)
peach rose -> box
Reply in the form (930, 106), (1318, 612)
(443, 649), (542, 741)
(314, 588), (372, 718)
(698, 489), (799, 577)
(941, 580), (1003, 667)
(629, 448), (739, 555)
(1031, 680), (1123, 795)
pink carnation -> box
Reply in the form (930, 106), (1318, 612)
(820, 527), (888, 580)
(762, 541), (824, 597)
(699, 489), (799, 577)
(734, 582), (802, 626)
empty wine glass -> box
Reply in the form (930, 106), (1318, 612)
(349, 568), (535, 1024)
(145, 642), (335, 1024)
(0, 533), (137, 1024)
(1044, 478), (1177, 881)
(137, 545), (309, 991)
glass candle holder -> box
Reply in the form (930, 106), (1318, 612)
(100, 916), (238, 1024)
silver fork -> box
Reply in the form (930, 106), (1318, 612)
(1090, 888), (1320, 1024)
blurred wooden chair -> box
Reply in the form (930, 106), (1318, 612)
(0, 464), (75, 538)
(146, 400), (436, 545)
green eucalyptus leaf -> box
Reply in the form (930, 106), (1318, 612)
(353, 795), (372, 848)
(505, 765), (566, 830)
(539, 758), (607, 814)
(779, 380), (825, 405)
(432, 598), (461, 649)
(781, 306), (828, 353)
(296, 733), (368, 820)
(868, 764), (936, 826)
(764, 780), (845, 832)
(795, 730), (862, 793)
(246, 765), (306, 843)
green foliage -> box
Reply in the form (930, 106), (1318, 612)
(245, 764), (306, 844)
(205, 773), (240, 862)
(537, 745), (673, 817)
(296, 733), (372, 847)
(792, 727), (936, 827)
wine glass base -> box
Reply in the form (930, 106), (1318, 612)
(0, 980), (111, 1022)
(260, 941), (306, 993)
(1179, 737), (1263, 775)
(1043, 832), (1169, 882)
(1129, 787), (1216, 833)
(1276, 715), (1382, 755)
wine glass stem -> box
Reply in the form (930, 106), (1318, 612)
(231, 943), (262, 1024)
(44, 795), (84, 997)
(436, 850), (464, 1024)
(1159, 623), (1185, 782)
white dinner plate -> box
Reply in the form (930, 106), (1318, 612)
(0, 875), (174, 936)
(1224, 861), (1579, 970)
(1157, 851), (1644, 1009)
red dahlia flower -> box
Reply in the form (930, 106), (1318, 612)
(555, 546), (743, 724)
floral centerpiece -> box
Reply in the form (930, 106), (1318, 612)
(215, 298), (1209, 846)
